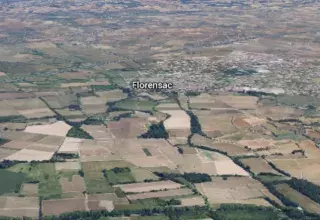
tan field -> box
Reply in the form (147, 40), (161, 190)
(240, 158), (280, 174)
(178, 196), (205, 207)
(191, 134), (249, 156)
(238, 139), (276, 150)
(127, 188), (193, 200)
(213, 95), (258, 109)
(60, 81), (109, 88)
(196, 177), (270, 206)
(114, 181), (182, 193)
(55, 162), (81, 171)
(0, 71), (6, 76)
(58, 137), (83, 154)
(42, 198), (86, 216)
(60, 175), (86, 193)
(81, 96), (106, 105)
(0, 196), (39, 218)
(243, 116), (266, 126)
(27, 41), (57, 49)
(156, 103), (181, 110)
(96, 90), (127, 102)
(24, 121), (71, 137)
(20, 184), (38, 196)
(214, 160), (249, 176)
(270, 158), (320, 185)
(162, 110), (191, 134)
(0, 148), (18, 160)
(5, 149), (54, 161)
(2, 98), (47, 110)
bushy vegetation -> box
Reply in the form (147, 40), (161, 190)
(0, 115), (26, 123)
(66, 127), (93, 139)
(186, 111), (206, 136)
(143, 148), (152, 156)
(209, 204), (281, 220)
(43, 206), (208, 220)
(111, 167), (131, 174)
(112, 112), (132, 121)
(185, 91), (200, 96)
(287, 178), (320, 204)
(267, 162), (291, 177)
(102, 168), (135, 185)
(154, 172), (211, 183)
(83, 116), (105, 125)
(139, 122), (169, 139)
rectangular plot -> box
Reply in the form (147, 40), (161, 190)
(127, 188), (193, 200)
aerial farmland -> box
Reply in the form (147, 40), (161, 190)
(0, 0), (320, 219)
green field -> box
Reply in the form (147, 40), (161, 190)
(0, 169), (27, 195)
(114, 99), (157, 111)
(8, 163), (62, 199)
(257, 174), (289, 183)
(104, 169), (135, 185)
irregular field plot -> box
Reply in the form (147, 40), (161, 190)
(0, 148), (17, 160)
(114, 181), (182, 193)
(5, 149), (54, 162)
(276, 183), (320, 214)
(55, 162), (81, 171)
(104, 169), (135, 185)
(96, 90), (127, 102)
(0, 196), (39, 218)
(196, 177), (271, 206)
(130, 167), (159, 182)
(42, 94), (78, 109)
(60, 175), (85, 193)
(240, 158), (280, 175)
(178, 196), (205, 207)
(8, 163), (62, 199)
(81, 161), (132, 194)
(24, 121), (71, 137)
(42, 198), (86, 216)
(20, 183), (38, 196)
(114, 99), (156, 111)
(191, 134), (249, 156)
(127, 188), (193, 201)
(0, 170), (27, 195)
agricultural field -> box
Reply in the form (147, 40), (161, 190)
(196, 177), (272, 207)
(275, 183), (320, 214)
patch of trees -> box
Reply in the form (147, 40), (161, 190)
(177, 147), (184, 154)
(0, 160), (23, 169)
(111, 167), (131, 174)
(154, 172), (211, 184)
(66, 127), (93, 139)
(42, 205), (208, 220)
(244, 90), (276, 98)
(0, 115), (27, 123)
(287, 178), (320, 204)
(186, 111), (206, 136)
(139, 122), (169, 139)
(267, 162), (291, 177)
(112, 113), (132, 121)
(185, 91), (200, 96)
(208, 204), (281, 220)
(263, 182), (299, 207)
(68, 104), (81, 111)
(83, 117), (104, 125)
(54, 153), (79, 160)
